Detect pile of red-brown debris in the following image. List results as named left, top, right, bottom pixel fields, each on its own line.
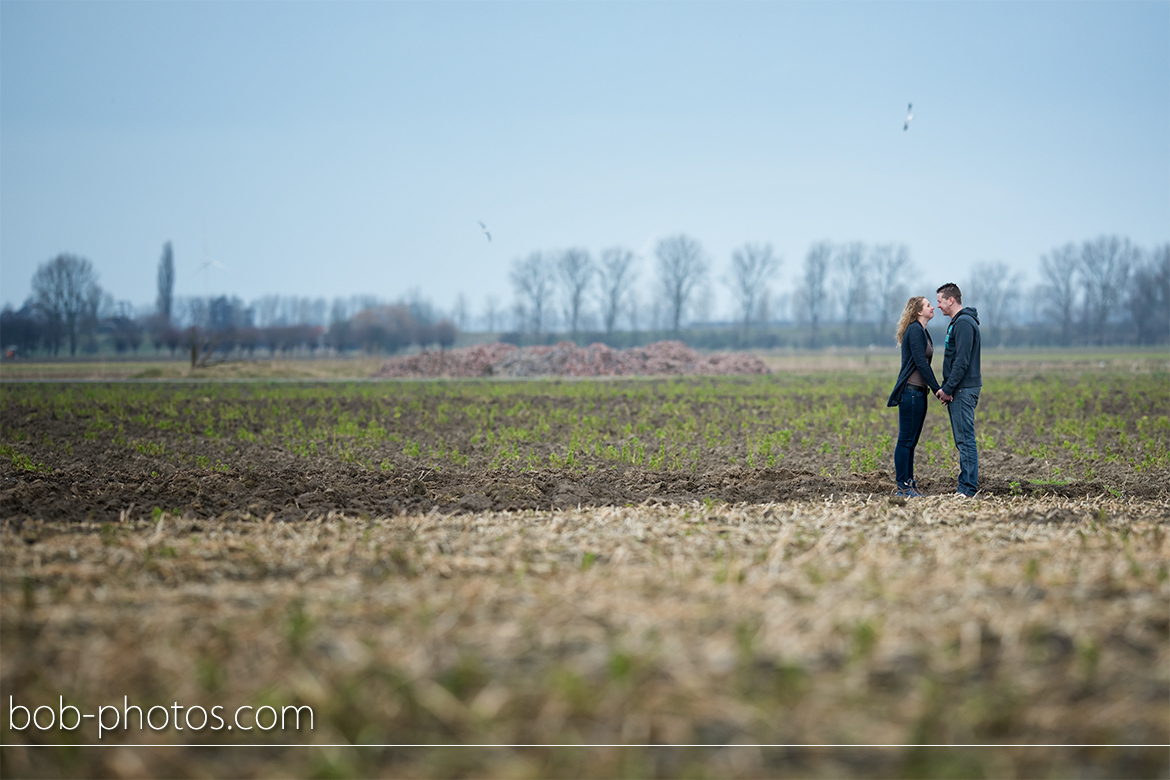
left=374, top=341, right=771, bottom=378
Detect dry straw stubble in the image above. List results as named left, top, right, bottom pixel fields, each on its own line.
left=2, top=496, right=1168, bottom=778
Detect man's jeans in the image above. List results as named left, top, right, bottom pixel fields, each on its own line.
left=894, top=385, right=928, bottom=488
left=947, top=387, right=980, bottom=496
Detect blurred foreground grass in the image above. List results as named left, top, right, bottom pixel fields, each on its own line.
left=2, top=497, right=1167, bottom=778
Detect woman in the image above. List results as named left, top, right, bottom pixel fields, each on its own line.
left=886, top=296, right=941, bottom=497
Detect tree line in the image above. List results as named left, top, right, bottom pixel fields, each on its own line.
left=2, top=233, right=1166, bottom=359
left=0, top=243, right=458, bottom=362
left=503, top=233, right=1167, bottom=348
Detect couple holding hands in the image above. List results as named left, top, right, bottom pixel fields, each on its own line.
left=887, top=282, right=982, bottom=498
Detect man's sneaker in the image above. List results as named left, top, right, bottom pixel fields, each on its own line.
left=953, top=492, right=973, bottom=499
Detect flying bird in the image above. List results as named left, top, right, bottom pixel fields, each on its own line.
left=477, top=220, right=492, bottom=242
left=903, top=103, right=913, bottom=131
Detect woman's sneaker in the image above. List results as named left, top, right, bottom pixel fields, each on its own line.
left=896, top=483, right=924, bottom=498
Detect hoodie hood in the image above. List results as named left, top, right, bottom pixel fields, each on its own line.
left=956, top=306, right=979, bottom=324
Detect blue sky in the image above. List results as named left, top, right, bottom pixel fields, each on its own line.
left=2, top=1, right=1167, bottom=322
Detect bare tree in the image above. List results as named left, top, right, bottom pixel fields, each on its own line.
left=104, top=297, right=139, bottom=354
left=483, top=295, right=500, bottom=332
left=655, top=234, right=709, bottom=333
left=869, top=243, right=914, bottom=340
left=596, top=247, right=638, bottom=335
left=350, top=303, right=413, bottom=353
left=649, top=297, right=663, bottom=332
left=180, top=297, right=207, bottom=329
left=180, top=296, right=224, bottom=367
left=1, top=302, right=44, bottom=356
left=328, top=297, right=351, bottom=351
left=1129, top=244, right=1170, bottom=345
left=329, top=298, right=350, bottom=325
left=1037, top=242, right=1080, bottom=345
left=965, top=261, right=1022, bottom=346
left=186, top=326, right=224, bottom=368
left=769, top=290, right=791, bottom=324
left=156, top=241, right=175, bottom=325
left=692, top=290, right=712, bottom=325
left=452, top=292, right=469, bottom=331
left=300, top=298, right=327, bottom=326
left=1079, top=235, right=1137, bottom=345
left=434, top=319, right=458, bottom=350
left=724, top=242, right=780, bottom=339
left=756, top=289, right=772, bottom=326
left=796, top=241, right=832, bottom=347
left=834, top=241, right=869, bottom=344
left=404, top=288, right=436, bottom=328
left=626, top=289, right=641, bottom=333
left=510, top=301, right=527, bottom=333
left=31, top=253, right=102, bottom=356
left=510, top=252, right=555, bottom=336
left=81, top=285, right=106, bottom=353
left=254, top=295, right=281, bottom=328
left=556, top=247, right=594, bottom=339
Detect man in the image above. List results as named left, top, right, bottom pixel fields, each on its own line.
left=935, top=282, right=982, bottom=497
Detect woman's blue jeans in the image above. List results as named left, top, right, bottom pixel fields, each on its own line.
left=894, top=385, right=928, bottom=487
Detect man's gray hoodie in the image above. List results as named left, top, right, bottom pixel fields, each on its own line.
left=941, top=306, right=981, bottom=396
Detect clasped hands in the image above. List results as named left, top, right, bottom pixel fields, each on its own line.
left=935, top=389, right=954, bottom=404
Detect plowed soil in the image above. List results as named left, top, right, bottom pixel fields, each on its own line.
left=2, top=378, right=1166, bottom=527
left=5, top=460, right=1150, bottom=529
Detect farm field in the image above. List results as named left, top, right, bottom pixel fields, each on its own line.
left=0, top=345, right=1166, bottom=381
left=1, top=369, right=1168, bottom=777
left=1, top=374, right=1167, bottom=519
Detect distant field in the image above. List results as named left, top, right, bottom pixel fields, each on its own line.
left=0, top=345, right=1166, bottom=380
left=1, top=365, right=1167, bottom=778
left=762, top=347, right=1170, bottom=377
left=0, top=355, right=390, bottom=381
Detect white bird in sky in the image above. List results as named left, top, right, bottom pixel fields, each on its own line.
left=477, top=220, right=492, bottom=242
left=903, top=103, right=913, bottom=131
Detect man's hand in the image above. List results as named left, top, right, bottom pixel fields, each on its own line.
left=936, top=389, right=953, bottom=403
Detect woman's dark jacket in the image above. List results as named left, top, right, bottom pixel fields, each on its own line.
left=887, top=321, right=940, bottom=407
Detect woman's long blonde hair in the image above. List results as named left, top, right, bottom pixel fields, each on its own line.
left=895, top=296, right=927, bottom=346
